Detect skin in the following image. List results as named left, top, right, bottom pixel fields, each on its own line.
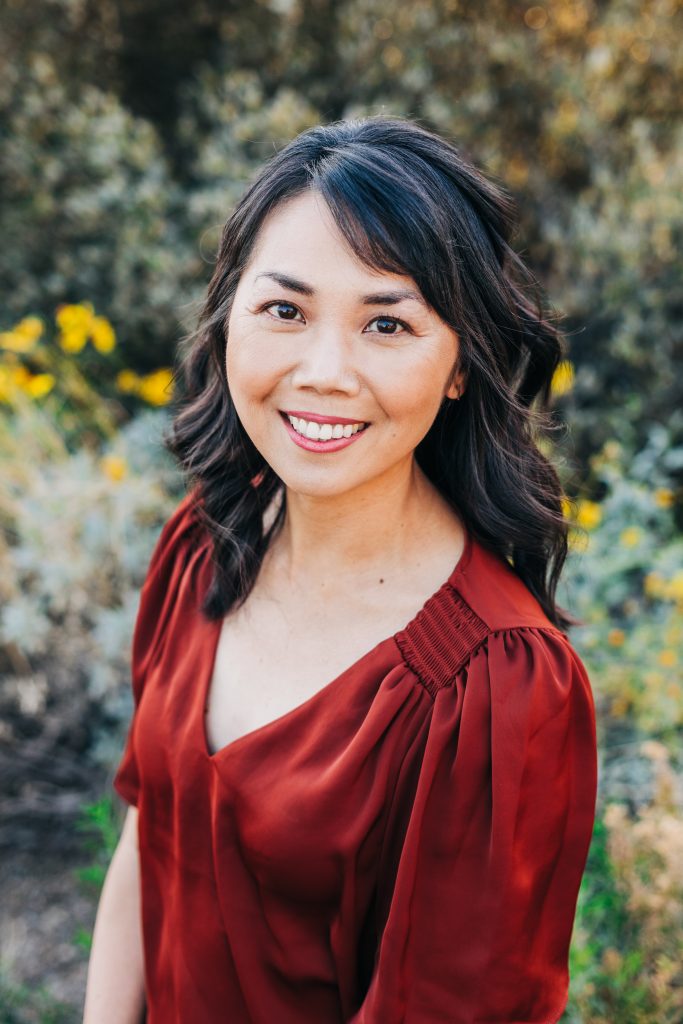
left=225, top=188, right=467, bottom=592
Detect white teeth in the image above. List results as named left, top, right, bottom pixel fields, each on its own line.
left=286, top=414, right=367, bottom=441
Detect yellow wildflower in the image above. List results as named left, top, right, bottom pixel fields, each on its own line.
left=0, top=364, right=32, bottom=401
left=137, top=368, right=174, bottom=406
left=550, top=359, right=574, bottom=397
left=657, top=649, right=678, bottom=668
left=56, top=302, right=94, bottom=332
left=561, top=495, right=573, bottom=519
left=607, top=628, right=625, bottom=647
left=90, top=315, right=116, bottom=354
left=654, top=488, right=674, bottom=508
left=620, top=526, right=642, bottom=548
left=575, top=499, right=602, bottom=530
left=101, top=454, right=128, bottom=482
left=115, top=369, right=141, bottom=393
left=59, top=326, right=90, bottom=353
left=24, top=373, right=55, bottom=399
left=665, top=571, right=683, bottom=602
left=0, top=316, right=44, bottom=353
left=644, top=571, right=666, bottom=599
left=0, top=331, right=33, bottom=353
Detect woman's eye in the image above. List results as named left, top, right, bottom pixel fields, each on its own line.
left=365, top=316, right=411, bottom=336
left=263, top=301, right=303, bottom=322
left=260, top=302, right=411, bottom=335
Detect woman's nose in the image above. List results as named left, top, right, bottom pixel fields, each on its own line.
left=290, top=327, right=361, bottom=395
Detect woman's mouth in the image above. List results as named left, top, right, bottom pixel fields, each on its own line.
left=279, top=411, right=370, bottom=453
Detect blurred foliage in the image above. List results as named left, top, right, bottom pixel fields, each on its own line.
left=559, top=429, right=683, bottom=738
left=71, top=795, right=123, bottom=957
left=0, top=971, right=74, bottom=1024
left=566, top=744, right=683, bottom=1023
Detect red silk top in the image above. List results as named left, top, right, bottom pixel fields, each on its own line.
left=113, top=490, right=598, bottom=1023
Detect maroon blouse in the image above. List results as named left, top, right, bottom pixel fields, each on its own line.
left=113, top=489, right=598, bottom=1023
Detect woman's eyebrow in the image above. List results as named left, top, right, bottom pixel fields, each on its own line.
left=253, top=271, right=428, bottom=309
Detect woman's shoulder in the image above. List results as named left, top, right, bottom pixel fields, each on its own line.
left=453, top=531, right=566, bottom=636
left=395, top=529, right=586, bottom=698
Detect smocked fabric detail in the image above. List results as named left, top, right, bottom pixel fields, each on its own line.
left=395, top=583, right=490, bottom=698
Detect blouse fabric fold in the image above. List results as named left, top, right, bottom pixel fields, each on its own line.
left=113, top=490, right=598, bottom=1023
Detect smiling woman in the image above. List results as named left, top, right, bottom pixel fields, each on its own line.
left=84, top=115, right=598, bottom=1024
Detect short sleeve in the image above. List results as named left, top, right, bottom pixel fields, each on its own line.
left=112, top=489, right=203, bottom=807
left=350, top=626, right=598, bottom=1024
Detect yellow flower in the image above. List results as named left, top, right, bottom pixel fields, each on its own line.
left=644, top=571, right=666, bottom=598
left=654, top=488, right=674, bottom=508
left=59, top=326, right=90, bottom=353
left=100, top=454, right=128, bottom=482
left=90, top=315, right=116, bottom=354
left=137, top=368, right=174, bottom=406
left=115, top=369, right=141, bottom=393
left=665, top=571, right=683, bottom=602
left=550, top=359, right=574, bottom=397
left=575, top=499, right=602, bottom=530
left=56, top=302, right=94, bottom=332
left=56, top=302, right=115, bottom=355
left=620, top=526, right=642, bottom=548
left=0, top=316, right=44, bottom=353
left=24, top=373, right=55, bottom=398
left=607, top=628, right=625, bottom=647
left=18, top=316, right=44, bottom=340
left=0, top=364, right=32, bottom=401
left=0, top=331, right=34, bottom=353
left=657, top=649, right=678, bottom=668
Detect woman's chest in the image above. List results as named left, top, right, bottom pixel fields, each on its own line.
left=134, top=606, right=427, bottom=902
left=203, top=586, right=420, bottom=758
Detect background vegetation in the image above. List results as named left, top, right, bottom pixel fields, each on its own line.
left=0, top=0, right=681, bottom=1020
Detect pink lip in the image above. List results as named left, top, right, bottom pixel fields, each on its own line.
left=282, top=409, right=368, bottom=426
left=280, top=412, right=369, bottom=453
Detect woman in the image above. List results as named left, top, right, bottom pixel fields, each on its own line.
left=84, top=115, right=598, bottom=1024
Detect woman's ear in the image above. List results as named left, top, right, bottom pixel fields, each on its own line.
left=445, top=369, right=466, bottom=401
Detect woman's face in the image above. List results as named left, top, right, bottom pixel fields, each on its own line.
left=225, top=189, right=463, bottom=499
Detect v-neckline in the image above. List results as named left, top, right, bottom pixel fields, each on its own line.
left=199, top=525, right=475, bottom=763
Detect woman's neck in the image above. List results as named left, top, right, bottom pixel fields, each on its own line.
left=268, top=457, right=461, bottom=589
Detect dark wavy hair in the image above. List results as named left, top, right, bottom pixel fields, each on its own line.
left=164, top=114, right=581, bottom=632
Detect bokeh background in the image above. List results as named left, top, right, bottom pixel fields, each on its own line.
left=1, top=1, right=682, bottom=1020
